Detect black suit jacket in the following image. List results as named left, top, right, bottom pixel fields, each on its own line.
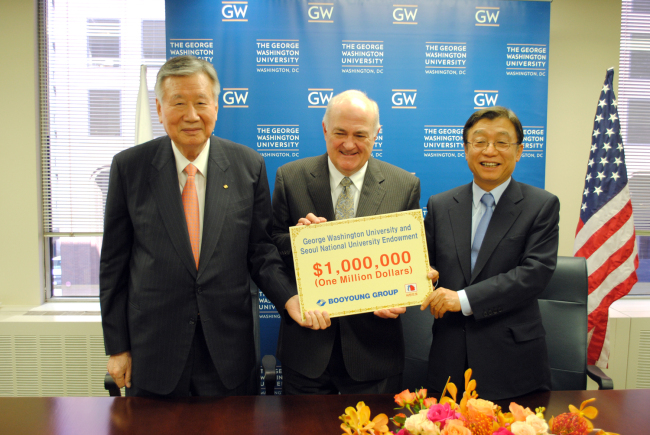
left=99, top=136, right=295, bottom=394
left=272, top=154, right=420, bottom=381
left=424, top=179, right=558, bottom=400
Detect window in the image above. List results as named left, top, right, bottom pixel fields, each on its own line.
left=40, top=0, right=165, bottom=297
left=87, top=18, right=121, bottom=67
left=620, top=0, right=650, bottom=294
left=142, top=20, right=166, bottom=59
left=89, top=90, right=122, bottom=136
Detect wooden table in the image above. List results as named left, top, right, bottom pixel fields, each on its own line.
left=1, top=389, right=648, bottom=434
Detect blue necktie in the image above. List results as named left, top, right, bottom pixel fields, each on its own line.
left=471, top=193, right=495, bottom=272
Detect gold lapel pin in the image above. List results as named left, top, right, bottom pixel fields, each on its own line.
left=224, top=185, right=228, bottom=189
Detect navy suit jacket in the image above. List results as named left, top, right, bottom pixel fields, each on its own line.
left=424, top=179, right=558, bottom=400
left=100, top=135, right=295, bottom=394
left=272, top=154, right=420, bottom=381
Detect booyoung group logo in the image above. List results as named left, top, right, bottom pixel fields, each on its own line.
left=308, top=2, right=334, bottom=23
left=393, top=4, right=418, bottom=24
left=392, top=89, right=417, bottom=109
left=222, top=1, right=248, bottom=22
left=222, top=88, right=249, bottom=108
left=475, top=6, right=499, bottom=26
left=474, top=90, right=498, bottom=109
left=317, top=299, right=326, bottom=307
left=308, top=88, right=333, bottom=108
left=405, top=283, right=418, bottom=296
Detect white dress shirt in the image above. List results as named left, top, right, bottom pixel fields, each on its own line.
left=458, top=177, right=512, bottom=316
left=327, top=157, right=369, bottom=218
left=171, top=140, right=210, bottom=253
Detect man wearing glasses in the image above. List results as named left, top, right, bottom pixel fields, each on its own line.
left=421, top=106, right=559, bottom=400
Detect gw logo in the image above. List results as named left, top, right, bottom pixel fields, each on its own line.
left=474, top=90, right=498, bottom=109
left=308, top=2, right=334, bottom=23
left=222, top=1, right=248, bottom=22
left=308, top=88, right=333, bottom=108
left=222, top=88, right=249, bottom=108
left=393, top=5, right=418, bottom=24
left=475, top=7, right=499, bottom=26
left=392, top=89, right=417, bottom=109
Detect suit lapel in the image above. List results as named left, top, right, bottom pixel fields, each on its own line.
left=198, top=136, right=230, bottom=278
left=356, top=158, right=386, bottom=218
left=470, top=180, right=523, bottom=283
left=449, top=183, right=473, bottom=285
left=307, top=154, right=335, bottom=221
left=148, top=137, right=197, bottom=277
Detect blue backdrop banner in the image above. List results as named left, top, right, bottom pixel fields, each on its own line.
left=164, top=0, right=551, bottom=393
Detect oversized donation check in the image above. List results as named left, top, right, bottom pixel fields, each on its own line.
left=290, top=210, right=433, bottom=319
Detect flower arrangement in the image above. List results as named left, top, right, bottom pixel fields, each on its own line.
left=339, top=369, right=618, bottom=435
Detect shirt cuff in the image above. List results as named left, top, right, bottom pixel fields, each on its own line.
left=458, top=290, right=473, bottom=316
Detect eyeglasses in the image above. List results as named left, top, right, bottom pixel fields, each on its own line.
left=467, top=140, right=519, bottom=152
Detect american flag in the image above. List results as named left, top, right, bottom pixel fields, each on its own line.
left=574, top=68, right=638, bottom=368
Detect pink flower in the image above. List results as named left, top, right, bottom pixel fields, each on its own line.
left=395, top=429, right=411, bottom=435
left=492, top=428, right=515, bottom=435
left=426, top=403, right=460, bottom=429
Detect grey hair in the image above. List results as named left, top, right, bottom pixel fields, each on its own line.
left=154, top=55, right=221, bottom=101
left=323, top=90, right=380, bottom=133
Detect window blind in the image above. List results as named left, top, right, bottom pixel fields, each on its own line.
left=620, top=0, right=650, bottom=233
left=40, top=0, right=165, bottom=236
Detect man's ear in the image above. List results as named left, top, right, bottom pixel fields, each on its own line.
left=156, top=99, right=163, bottom=123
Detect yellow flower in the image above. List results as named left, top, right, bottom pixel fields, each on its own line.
left=340, top=401, right=389, bottom=435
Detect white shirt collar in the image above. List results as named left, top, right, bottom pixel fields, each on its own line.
left=171, top=140, right=210, bottom=177
left=327, top=157, right=369, bottom=192
left=472, top=177, right=511, bottom=208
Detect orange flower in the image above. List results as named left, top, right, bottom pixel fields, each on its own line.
left=416, top=389, right=428, bottom=400
left=568, top=398, right=598, bottom=432
left=459, top=369, right=478, bottom=415
left=440, top=419, right=471, bottom=435
left=509, top=403, right=534, bottom=422
left=393, top=413, right=407, bottom=428
left=467, top=398, right=497, bottom=419
left=395, top=390, right=418, bottom=407
left=423, top=397, right=438, bottom=408
left=466, top=399, right=498, bottom=435
left=548, top=398, right=599, bottom=435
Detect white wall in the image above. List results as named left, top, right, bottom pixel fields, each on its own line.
left=0, top=0, right=43, bottom=306
left=0, top=0, right=622, bottom=306
left=547, top=0, right=621, bottom=256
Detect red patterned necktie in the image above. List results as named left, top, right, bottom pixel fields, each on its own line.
left=182, top=163, right=200, bottom=269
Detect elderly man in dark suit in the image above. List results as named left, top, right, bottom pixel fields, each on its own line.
left=100, top=56, right=329, bottom=397
left=271, top=90, right=427, bottom=394
left=421, top=106, right=559, bottom=400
